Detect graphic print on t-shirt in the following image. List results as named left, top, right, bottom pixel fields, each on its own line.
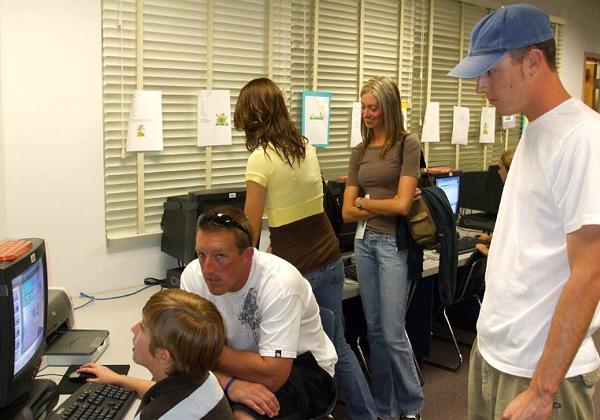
left=238, top=288, right=260, bottom=344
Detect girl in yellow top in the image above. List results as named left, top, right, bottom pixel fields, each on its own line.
left=234, top=78, right=376, bottom=419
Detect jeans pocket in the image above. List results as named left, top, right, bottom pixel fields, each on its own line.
left=382, top=234, right=397, bottom=248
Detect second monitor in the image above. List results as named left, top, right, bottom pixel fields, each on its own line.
left=433, top=171, right=462, bottom=219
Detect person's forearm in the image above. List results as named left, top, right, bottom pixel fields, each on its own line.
left=529, top=273, right=600, bottom=397
left=359, top=196, right=413, bottom=216
left=216, top=346, right=291, bottom=392
left=113, top=375, right=155, bottom=398
left=342, top=205, right=374, bottom=223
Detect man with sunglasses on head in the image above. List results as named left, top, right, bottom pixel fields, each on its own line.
left=180, top=206, right=337, bottom=420
left=449, top=4, right=600, bottom=420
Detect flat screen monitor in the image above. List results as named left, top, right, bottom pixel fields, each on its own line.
left=459, top=170, right=487, bottom=212
left=433, top=172, right=462, bottom=218
left=0, top=239, right=47, bottom=409
left=161, top=188, right=246, bottom=264
left=483, top=165, right=504, bottom=215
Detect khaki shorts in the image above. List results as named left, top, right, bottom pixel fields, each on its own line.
left=468, top=340, right=600, bottom=420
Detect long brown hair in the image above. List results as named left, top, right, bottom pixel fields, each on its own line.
left=234, top=78, right=306, bottom=166
left=359, top=76, right=408, bottom=159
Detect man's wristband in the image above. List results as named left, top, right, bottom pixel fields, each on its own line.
left=224, top=377, right=237, bottom=396
left=356, top=197, right=363, bottom=209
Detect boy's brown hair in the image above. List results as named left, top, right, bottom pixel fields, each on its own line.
left=142, top=289, right=226, bottom=381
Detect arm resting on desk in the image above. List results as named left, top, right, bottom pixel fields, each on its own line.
left=213, top=370, right=280, bottom=417
left=79, top=363, right=154, bottom=398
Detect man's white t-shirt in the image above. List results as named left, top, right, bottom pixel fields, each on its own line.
left=478, top=98, right=600, bottom=378
left=180, top=249, right=337, bottom=377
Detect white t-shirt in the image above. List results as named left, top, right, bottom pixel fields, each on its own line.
left=180, top=249, right=337, bottom=377
left=478, top=98, right=600, bottom=378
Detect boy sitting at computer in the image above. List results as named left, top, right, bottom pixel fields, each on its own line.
left=77, top=289, right=233, bottom=419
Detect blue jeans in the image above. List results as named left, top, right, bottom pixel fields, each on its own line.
left=354, top=231, right=423, bottom=418
left=305, top=258, right=377, bottom=420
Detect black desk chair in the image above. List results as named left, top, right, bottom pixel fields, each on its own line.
left=310, top=306, right=338, bottom=420
left=425, top=251, right=486, bottom=371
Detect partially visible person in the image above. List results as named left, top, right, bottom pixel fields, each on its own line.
left=449, top=4, right=600, bottom=419
left=342, top=76, right=423, bottom=420
left=181, top=206, right=338, bottom=419
left=234, top=77, right=376, bottom=419
left=475, top=148, right=514, bottom=256
left=497, top=148, right=514, bottom=183
left=79, top=289, right=233, bottom=420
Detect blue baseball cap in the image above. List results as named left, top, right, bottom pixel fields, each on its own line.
left=448, top=4, right=554, bottom=78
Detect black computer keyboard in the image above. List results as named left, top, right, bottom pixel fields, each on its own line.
left=48, top=382, right=136, bottom=420
left=457, top=236, right=482, bottom=254
left=344, top=263, right=358, bottom=281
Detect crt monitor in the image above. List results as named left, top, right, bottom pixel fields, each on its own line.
left=0, top=238, right=47, bottom=409
left=161, top=188, right=246, bottom=264
left=433, top=172, right=462, bottom=218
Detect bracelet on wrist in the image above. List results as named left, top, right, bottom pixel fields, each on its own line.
left=356, top=197, right=363, bottom=209
left=224, top=377, right=237, bottom=396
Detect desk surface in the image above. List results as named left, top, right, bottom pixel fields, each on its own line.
left=42, top=246, right=473, bottom=417
left=342, top=249, right=471, bottom=300
left=42, top=286, right=158, bottom=418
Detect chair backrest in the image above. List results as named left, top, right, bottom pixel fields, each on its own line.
left=455, top=251, right=487, bottom=304
left=319, top=306, right=336, bottom=341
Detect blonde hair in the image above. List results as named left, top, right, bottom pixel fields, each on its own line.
left=500, top=149, right=515, bottom=172
left=234, top=77, right=306, bottom=166
left=359, top=76, right=407, bottom=158
left=143, top=289, right=225, bottom=382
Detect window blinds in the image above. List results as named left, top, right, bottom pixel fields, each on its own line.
left=102, top=0, right=563, bottom=240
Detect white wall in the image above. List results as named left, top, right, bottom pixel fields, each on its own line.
left=0, top=0, right=599, bottom=297
left=0, top=0, right=171, bottom=296
left=0, top=15, right=5, bottom=238
left=507, top=0, right=600, bottom=98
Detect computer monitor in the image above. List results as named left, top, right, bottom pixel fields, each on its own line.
left=0, top=239, right=47, bottom=409
left=483, top=164, right=504, bottom=215
left=433, top=172, right=462, bottom=219
left=161, top=188, right=247, bottom=264
left=459, top=170, right=487, bottom=212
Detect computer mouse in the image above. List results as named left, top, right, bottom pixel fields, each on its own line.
left=67, top=370, right=96, bottom=383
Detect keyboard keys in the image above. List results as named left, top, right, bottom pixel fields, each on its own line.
left=48, top=382, right=135, bottom=420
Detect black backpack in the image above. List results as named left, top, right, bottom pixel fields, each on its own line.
left=322, top=177, right=343, bottom=235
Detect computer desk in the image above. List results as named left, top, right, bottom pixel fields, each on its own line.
left=40, top=286, right=157, bottom=419
left=342, top=249, right=472, bottom=300
left=342, top=248, right=475, bottom=359
left=40, top=247, right=473, bottom=418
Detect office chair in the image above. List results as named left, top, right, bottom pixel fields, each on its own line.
left=310, top=306, right=338, bottom=420
left=425, top=251, right=486, bottom=371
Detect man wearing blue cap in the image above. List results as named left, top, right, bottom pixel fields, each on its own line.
left=449, top=4, right=600, bottom=420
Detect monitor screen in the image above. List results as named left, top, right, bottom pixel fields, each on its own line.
left=0, top=238, right=48, bottom=409
left=12, top=256, right=45, bottom=375
left=434, top=173, right=461, bottom=217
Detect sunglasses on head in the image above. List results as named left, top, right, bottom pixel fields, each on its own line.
left=197, top=212, right=252, bottom=245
